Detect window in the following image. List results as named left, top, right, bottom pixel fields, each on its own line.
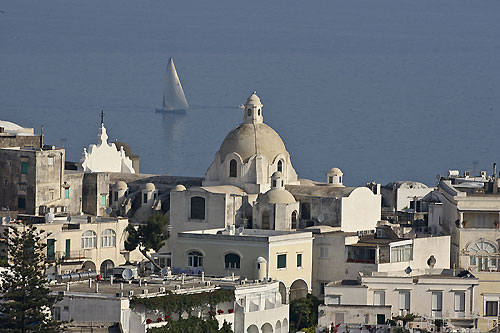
left=224, top=253, right=240, bottom=269
left=48, top=156, right=54, bottom=165
left=81, top=230, right=97, bottom=249
left=277, top=160, right=283, bottom=172
left=229, top=159, right=237, bottom=178
left=297, top=253, right=302, bottom=268
left=53, top=307, right=61, bottom=321
left=469, top=241, right=497, bottom=271
left=190, top=196, right=205, bottom=219
left=364, top=314, right=370, bottom=324
left=391, top=244, right=413, bottom=262
left=143, top=193, right=148, bottom=204
left=100, top=195, right=106, bottom=207
left=272, top=179, right=277, bottom=187
left=330, top=295, right=341, bottom=305
left=64, top=188, right=69, bottom=199
left=18, top=197, right=26, bottom=209
left=291, top=211, right=297, bottom=229
left=21, top=161, right=28, bottom=174
left=187, top=251, right=203, bottom=268
left=374, top=291, right=385, bottom=306
left=262, top=211, right=270, bottom=229
left=377, top=314, right=386, bottom=325
left=329, top=176, right=333, bottom=184
left=320, top=247, right=329, bottom=258
left=301, top=203, right=311, bottom=220
left=432, top=292, right=443, bottom=317
left=114, top=191, right=118, bottom=202
left=455, top=292, right=465, bottom=313
left=101, top=229, right=116, bottom=247
left=399, top=291, right=410, bottom=315
left=486, top=301, right=498, bottom=317
left=277, top=254, right=286, bottom=269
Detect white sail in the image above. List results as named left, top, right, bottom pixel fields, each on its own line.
left=161, top=57, right=189, bottom=111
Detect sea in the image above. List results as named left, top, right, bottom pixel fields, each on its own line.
left=1, top=0, right=499, bottom=187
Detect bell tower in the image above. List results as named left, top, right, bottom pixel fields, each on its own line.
left=243, top=92, right=263, bottom=124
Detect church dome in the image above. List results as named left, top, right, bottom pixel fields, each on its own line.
left=219, top=123, right=287, bottom=163
left=329, top=167, right=343, bottom=175
left=173, top=184, right=186, bottom=191
left=258, top=188, right=296, bottom=204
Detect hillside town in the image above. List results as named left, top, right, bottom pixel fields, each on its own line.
left=1, top=92, right=500, bottom=332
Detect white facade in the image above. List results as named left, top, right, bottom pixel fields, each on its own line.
left=80, top=123, right=135, bottom=173
left=324, top=270, right=479, bottom=329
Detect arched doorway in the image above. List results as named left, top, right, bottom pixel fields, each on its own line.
left=100, top=259, right=115, bottom=278
left=261, top=323, right=273, bottom=333
left=290, top=279, right=308, bottom=301
left=81, top=261, right=96, bottom=272
left=247, top=324, right=259, bottom=333
left=282, top=319, right=288, bottom=333
left=275, top=320, right=281, bottom=333
left=279, top=281, right=287, bottom=304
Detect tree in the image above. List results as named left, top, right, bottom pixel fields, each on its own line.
left=125, top=213, right=168, bottom=270
left=289, top=294, right=322, bottom=332
left=0, top=223, right=61, bottom=332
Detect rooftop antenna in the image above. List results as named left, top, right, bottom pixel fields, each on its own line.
left=40, top=125, right=44, bottom=148
left=472, top=161, right=478, bottom=175
left=100, top=110, right=104, bottom=125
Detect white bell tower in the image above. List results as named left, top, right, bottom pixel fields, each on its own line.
left=243, top=92, right=263, bottom=124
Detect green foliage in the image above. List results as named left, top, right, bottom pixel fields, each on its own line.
left=130, top=289, right=235, bottom=315
left=147, top=317, right=233, bottom=333
left=434, top=319, right=443, bottom=332
left=289, top=294, right=322, bottom=332
left=393, top=313, right=416, bottom=327
left=0, top=223, right=61, bottom=332
left=125, top=214, right=169, bottom=269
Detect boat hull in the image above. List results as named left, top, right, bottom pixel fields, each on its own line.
left=155, top=107, right=187, bottom=114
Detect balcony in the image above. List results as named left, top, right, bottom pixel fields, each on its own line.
left=55, top=250, right=92, bottom=262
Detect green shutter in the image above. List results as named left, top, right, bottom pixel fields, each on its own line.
left=277, top=254, right=287, bottom=269
left=64, top=188, right=69, bottom=199
left=47, top=239, right=55, bottom=261
left=101, top=195, right=106, bottom=206
left=297, top=253, right=302, bottom=267
left=21, top=161, right=28, bottom=174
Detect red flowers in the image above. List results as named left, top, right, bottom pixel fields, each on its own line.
left=165, top=315, right=171, bottom=320
left=217, top=309, right=224, bottom=314
left=228, top=309, right=234, bottom=313
left=146, top=319, right=153, bottom=324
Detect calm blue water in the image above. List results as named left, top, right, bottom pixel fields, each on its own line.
left=1, top=0, right=499, bottom=186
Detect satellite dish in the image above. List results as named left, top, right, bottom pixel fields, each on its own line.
left=317, top=214, right=325, bottom=223
left=405, top=266, right=412, bottom=275
left=160, top=267, right=168, bottom=277
left=66, top=216, right=72, bottom=223
left=45, top=213, right=55, bottom=223
left=5, top=216, right=11, bottom=224
left=105, top=207, right=112, bottom=215
left=122, top=268, right=134, bottom=280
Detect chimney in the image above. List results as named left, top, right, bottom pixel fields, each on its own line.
left=494, top=163, right=498, bottom=194
left=40, top=125, right=44, bottom=148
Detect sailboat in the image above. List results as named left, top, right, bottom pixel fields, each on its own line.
left=155, top=57, right=189, bottom=113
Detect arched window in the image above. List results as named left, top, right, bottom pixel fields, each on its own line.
left=262, top=211, right=270, bottom=230
left=188, top=251, right=203, bottom=267
left=81, top=230, right=97, bottom=249
left=225, top=253, right=240, bottom=269
left=190, top=196, right=205, bottom=219
left=277, top=160, right=283, bottom=172
left=291, top=211, right=298, bottom=229
left=469, top=241, right=497, bottom=271
left=301, top=203, right=311, bottom=220
left=101, top=229, right=116, bottom=248
left=229, top=159, right=237, bottom=178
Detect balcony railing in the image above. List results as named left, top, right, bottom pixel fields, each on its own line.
left=55, top=250, right=92, bottom=261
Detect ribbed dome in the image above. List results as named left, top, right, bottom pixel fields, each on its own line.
left=329, top=167, right=343, bottom=175
left=173, top=184, right=186, bottom=191
left=258, top=188, right=296, bottom=204
left=218, top=123, right=287, bottom=163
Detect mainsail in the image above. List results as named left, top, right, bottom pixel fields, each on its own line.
left=161, top=57, right=189, bottom=111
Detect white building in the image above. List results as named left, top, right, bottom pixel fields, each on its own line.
left=320, top=269, right=479, bottom=331
left=80, top=122, right=135, bottom=173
